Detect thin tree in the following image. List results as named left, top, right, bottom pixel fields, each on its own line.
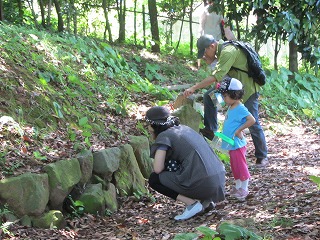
left=47, top=0, right=52, bottom=29
left=38, top=0, right=46, bottom=28
left=26, top=0, right=39, bottom=27
left=117, top=0, right=126, bottom=42
left=53, top=0, right=64, bottom=32
left=0, top=0, right=3, bottom=21
left=148, top=0, right=160, bottom=53
left=102, top=0, right=112, bottom=42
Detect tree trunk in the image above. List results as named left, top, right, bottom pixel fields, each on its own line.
left=26, top=0, right=38, bottom=27
left=102, top=0, right=112, bottom=42
left=189, top=0, right=194, bottom=56
left=274, top=33, right=281, bottom=70
left=0, top=0, right=4, bottom=21
left=67, top=0, right=77, bottom=35
left=289, top=40, right=298, bottom=73
left=134, top=0, right=137, bottom=45
left=117, top=0, right=126, bottom=43
left=175, top=4, right=186, bottom=51
left=142, top=5, right=146, bottom=48
left=47, top=0, right=52, bottom=29
left=17, top=0, right=24, bottom=23
left=53, top=0, right=64, bottom=32
left=148, top=0, right=160, bottom=53
left=38, top=0, right=46, bottom=28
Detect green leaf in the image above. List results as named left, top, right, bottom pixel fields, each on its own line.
left=33, top=151, right=47, bottom=160
left=196, top=226, right=219, bottom=236
left=53, top=102, right=64, bottom=118
left=79, top=117, right=88, bottom=127
left=310, top=175, right=320, bottom=189
left=302, top=109, right=314, bottom=118
left=219, top=223, right=262, bottom=240
left=173, top=233, right=198, bottom=240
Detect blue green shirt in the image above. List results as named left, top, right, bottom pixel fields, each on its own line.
left=222, top=104, right=252, bottom=150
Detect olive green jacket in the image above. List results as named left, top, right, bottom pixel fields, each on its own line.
left=212, top=40, right=261, bottom=102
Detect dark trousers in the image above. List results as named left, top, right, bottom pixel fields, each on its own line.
left=148, top=172, right=179, bottom=200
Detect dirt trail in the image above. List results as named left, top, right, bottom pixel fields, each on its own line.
left=5, top=123, right=320, bottom=240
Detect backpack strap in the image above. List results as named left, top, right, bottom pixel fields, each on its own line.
left=222, top=41, right=249, bottom=74
left=230, top=66, right=249, bottom=74
left=222, top=41, right=258, bottom=92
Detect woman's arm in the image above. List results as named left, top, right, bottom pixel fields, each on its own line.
left=153, top=149, right=167, bottom=174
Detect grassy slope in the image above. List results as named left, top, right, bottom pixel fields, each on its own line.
left=0, top=23, right=206, bottom=175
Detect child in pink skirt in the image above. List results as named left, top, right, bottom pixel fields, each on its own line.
left=217, top=77, right=256, bottom=201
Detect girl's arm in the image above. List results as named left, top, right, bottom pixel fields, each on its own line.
left=235, top=115, right=256, bottom=139
left=153, top=149, right=166, bottom=174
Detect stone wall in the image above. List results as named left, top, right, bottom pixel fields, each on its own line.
left=0, top=135, right=153, bottom=229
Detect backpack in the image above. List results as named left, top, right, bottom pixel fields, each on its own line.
left=223, top=41, right=266, bottom=86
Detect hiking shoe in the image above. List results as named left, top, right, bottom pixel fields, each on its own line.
left=199, top=128, right=214, bottom=140
left=201, top=200, right=216, bottom=213
left=174, top=201, right=203, bottom=221
left=233, top=188, right=249, bottom=201
left=255, top=158, right=269, bottom=168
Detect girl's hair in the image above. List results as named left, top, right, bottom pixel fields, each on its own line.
left=150, top=117, right=180, bottom=137
left=225, top=89, right=244, bottom=100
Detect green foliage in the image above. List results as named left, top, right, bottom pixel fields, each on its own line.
left=136, top=121, right=149, bottom=136
left=174, top=226, right=219, bottom=240
left=1, top=161, right=23, bottom=176
left=0, top=23, right=180, bottom=153
left=145, top=63, right=166, bottom=82
left=33, top=151, right=47, bottom=161
left=310, top=175, right=320, bottom=189
left=66, top=195, right=85, bottom=218
left=53, top=102, right=64, bottom=119
left=78, top=117, right=92, bottom=147
left=214, top=150, right=230, bottom=164
left=219, top=222, right=262, bottom=240
left=0, top=205, right=14, bottom=237
left=174, top=224, right=261, bottom=240
left=260, top=68, right=320, bottom=122
left=196, top=226, right=220, bottom=240
left=173, top=232, right=198, bottom=240
left=251, top=0, right=320, bottom=71
left=270, top=217, right=293, bottom=228
left=0, top=151, right=7, bottom=166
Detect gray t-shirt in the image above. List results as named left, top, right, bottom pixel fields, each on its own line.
left=150, top=125, right=225, bottom=202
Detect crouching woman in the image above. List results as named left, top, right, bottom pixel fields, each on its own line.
left=146, top=106, right=226, bottom=221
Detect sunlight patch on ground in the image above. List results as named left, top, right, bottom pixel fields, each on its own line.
left=303, top=166, right=320, bottom=176
left=266, top=122, right=304, bottom=135
left=128, top=104, right=150, bottom=120
left=140, top=49, right=161, bottom=62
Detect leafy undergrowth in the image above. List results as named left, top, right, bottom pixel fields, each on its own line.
left=0, top=23, right=203, bottom=180
left=2, top=122, right=320, bottom=239
left=1, top=23, right=320, bottom=239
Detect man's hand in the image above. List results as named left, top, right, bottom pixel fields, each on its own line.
left=183, top=87, right=195, bottom=97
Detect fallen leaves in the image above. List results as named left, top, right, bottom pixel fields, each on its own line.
left=1, top=113, right=320, bottom=239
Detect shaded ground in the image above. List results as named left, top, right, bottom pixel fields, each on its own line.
left=3, top=121, right=320, bottom=240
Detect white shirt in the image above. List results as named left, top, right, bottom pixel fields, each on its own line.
left=199, top=5, right=224, bottom=40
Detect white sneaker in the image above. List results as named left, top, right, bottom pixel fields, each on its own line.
left=174, top=201, right=203, bottom=221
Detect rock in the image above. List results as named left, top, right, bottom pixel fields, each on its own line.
left=32, top=210, right=66, bottom=229
left=128, top=135, right=153, bottom=178
left=0, top=173, right=49, bottom=217
left=44, top=159, right=82, bottom=210
left=78, top=183, right=105, bottom=214
left=113, top=144, right=147, bottom=197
